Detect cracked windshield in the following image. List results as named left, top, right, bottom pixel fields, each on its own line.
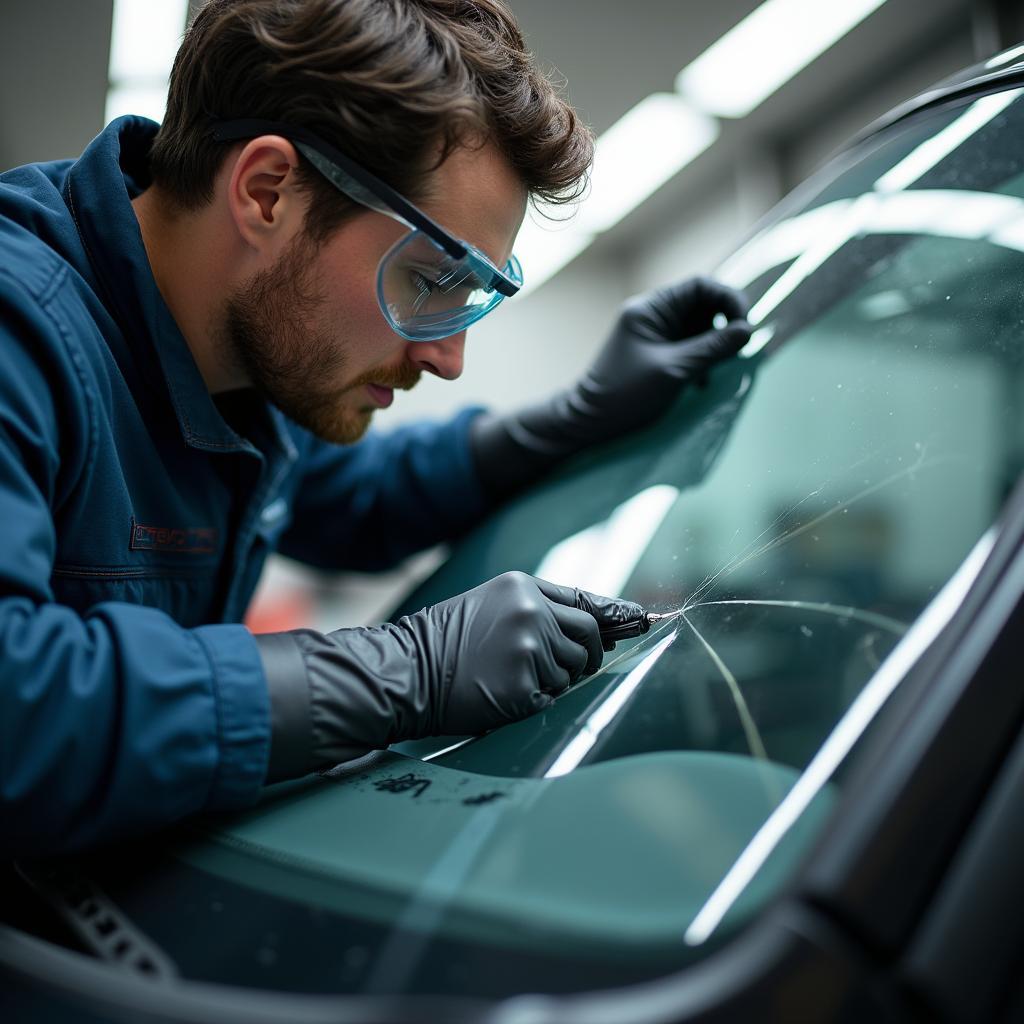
left=136, top=88, right=1024, bottom=1000
left=408, top=88, right=1024, bottom=785
left=393, top=86, right=1024, bottom=921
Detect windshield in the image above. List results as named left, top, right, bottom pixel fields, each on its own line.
left=83, top=86, right=1024, bottom=999
left=402, top=87, right=1024, bottom=780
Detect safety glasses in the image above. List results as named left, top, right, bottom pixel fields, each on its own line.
left=211, top=119, right=523, bottom=342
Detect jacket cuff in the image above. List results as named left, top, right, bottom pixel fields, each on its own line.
left=192, top=624, right=273, bottom=809
left=253, top=632, right=313, bottom=783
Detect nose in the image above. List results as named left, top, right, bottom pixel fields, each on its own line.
left=406, top=331, right=466, bottom=380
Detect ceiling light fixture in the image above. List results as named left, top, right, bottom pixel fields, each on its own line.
left=105, top=0, right=189, bottom=124
left=519, top=94, right=718, bottom=295
left=676, top=0, right=889, bottom=119
left=578, top=93, right=720, bottom=234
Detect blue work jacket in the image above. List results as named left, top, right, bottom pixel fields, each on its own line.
left=0, top=117, right=487, bottom=855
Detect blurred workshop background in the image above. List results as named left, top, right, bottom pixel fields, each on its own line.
left=2, top=0, right=1020, bottom=631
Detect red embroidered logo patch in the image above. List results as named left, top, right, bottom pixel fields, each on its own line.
left=129, top=520, right=217, bottom=554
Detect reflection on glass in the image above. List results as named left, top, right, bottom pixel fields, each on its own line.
left=534, top=484, right=680, bottom=594
left=545, top=631, right=678, bottom=777
left=875, top=89, right=1023, bottom=191
left=683, top=526, right=996, bottom=946
left=412, top=87, right=1024, bottom=961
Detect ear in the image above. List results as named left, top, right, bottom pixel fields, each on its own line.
left=226, top=135, right=307, bottom=253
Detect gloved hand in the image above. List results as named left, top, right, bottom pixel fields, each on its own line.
left=471, top=276, right=750, bottom=501
left=256, top=572, right=645, bottom=780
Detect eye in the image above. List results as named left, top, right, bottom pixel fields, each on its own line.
left=411, top=269, right=437, bottom=292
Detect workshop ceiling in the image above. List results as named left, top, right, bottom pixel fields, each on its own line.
left=510, top=0, right=975, bottom=139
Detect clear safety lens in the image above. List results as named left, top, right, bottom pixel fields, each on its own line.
left=377, top=230, right=522, bottom=341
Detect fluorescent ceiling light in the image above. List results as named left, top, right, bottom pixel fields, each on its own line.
left=106, top=0, right=188, bottom=125
left=522, top=0, right=891, bottom=292
left=109, top=0, right=188, bottom=81
left=516, top=95, right=718, bottom=293
left=577, top=94, right=719, bottom=234
left=676, top=0, right=888, bottom=119
left=874, top=89, right=1023, bottom=192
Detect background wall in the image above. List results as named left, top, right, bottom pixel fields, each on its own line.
left=0, top=0, right=113, bottom=170
left=1, top=0, right=1019, bottom=627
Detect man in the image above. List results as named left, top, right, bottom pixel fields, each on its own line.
left=0, top=0, right=749, bottom=856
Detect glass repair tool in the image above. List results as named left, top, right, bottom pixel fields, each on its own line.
left=599, top=610, right=677, bottom=645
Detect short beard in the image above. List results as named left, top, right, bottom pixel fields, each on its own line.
left=219, top=232, right=381, bottom=444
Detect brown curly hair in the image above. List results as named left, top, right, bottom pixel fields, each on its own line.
left=149, top=0, right=593, bottom=240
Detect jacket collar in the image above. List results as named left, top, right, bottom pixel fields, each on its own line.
left=66, top=116, right=294, bottom=462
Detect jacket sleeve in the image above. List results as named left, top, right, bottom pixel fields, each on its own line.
left=0, top=274, right=270, bottom=857
left=277, top=407, right=491, bottom=573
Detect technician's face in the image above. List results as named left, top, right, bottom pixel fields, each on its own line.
left=224, top=142, right=526, bottom=444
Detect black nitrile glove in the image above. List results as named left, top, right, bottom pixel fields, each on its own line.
left=256, top=572, right=645, bottom=782
left=471, top=276, right=751, bottom=501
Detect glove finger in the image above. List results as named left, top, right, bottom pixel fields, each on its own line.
left=548, top=602, right=604, bottom=678
left=530, top=691, right=555, bottom=713
left=572, top=589, right=645, bottom=632
left=672, top=321, right=751, bottom=366
left=491, top=574, right=595, bottom=687
left=536, top=578, right=645, bottom=671
left=638, top=283, right=749, bottom=346
left=532, top=575, right=579, bottom=608
left=690, top=277, right=750, bottom=322
left=534, top=576, right=644, bottom=625
left=534, top=649, right=575, bottom=695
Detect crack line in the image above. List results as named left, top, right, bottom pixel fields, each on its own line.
left=680, top=613, right=769, bottom=762
left=684, top=599, right=907, bottom=635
